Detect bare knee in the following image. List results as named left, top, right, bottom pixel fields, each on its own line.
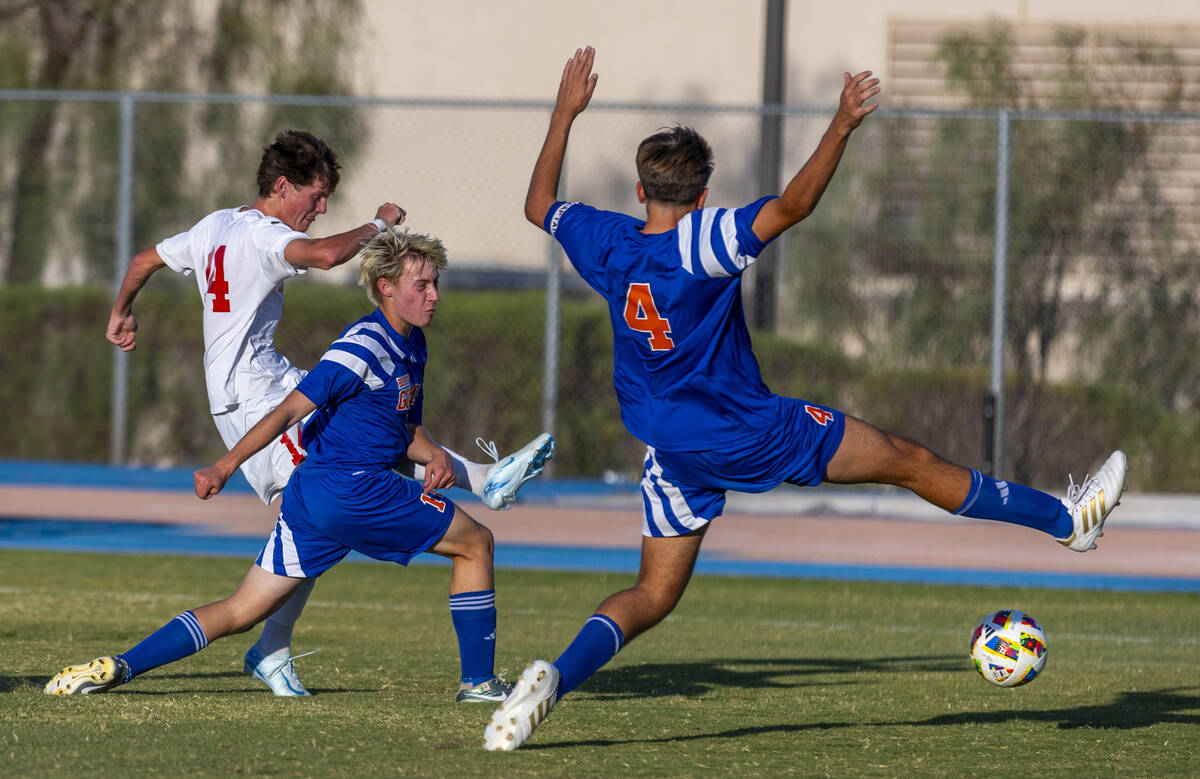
left=461, top=520, right=494, bottom=561
left=886, top=432, right=941, bottom=472
left=634, top=582, right=683, bottom=623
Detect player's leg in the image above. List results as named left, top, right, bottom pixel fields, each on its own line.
left=484, top=529, right=706, bottom=751
left=823, top=416, right=975, bottom=510
left=425, top=504, right=509, bottom=701
left=249, top=441, right=313, bottom=664
left=485, top=447, right=717, bottom=751
left=223, top=399, right=318, bottom=694
left=824, top=415, right=1126, bottom=550
left=45, top=566, right=301, bottom=695
left=554, top=445, right=719, bottom=697
left=566, top=526, right=707, bottom=690
left=191, top=565, right=305, bottom=639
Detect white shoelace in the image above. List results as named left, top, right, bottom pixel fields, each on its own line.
left=266, top=648, right=321, bottom=681
left=1065, top=472, right=1090, bottom=504
left=476, top=437, right=500, bottom=464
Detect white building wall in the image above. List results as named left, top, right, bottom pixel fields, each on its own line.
left=309, top=0, right=1200, bottom=278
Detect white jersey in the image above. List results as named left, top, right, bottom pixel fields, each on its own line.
left=157, top=207, right=308, bottom=414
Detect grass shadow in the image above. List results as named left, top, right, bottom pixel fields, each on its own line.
left=534, top=686, right=1200, bottom=750
left=887, top=687, right=1200, bottom=730
left=582, top=654, right=963, bottom=700
left=12, top=669, right=375, bottom=696
left=0, top=674, right=48, bottom=692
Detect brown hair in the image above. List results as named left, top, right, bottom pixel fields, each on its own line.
left=635, top=126, right=714, bottom=205
left=255, top=130, right=341, bottom=197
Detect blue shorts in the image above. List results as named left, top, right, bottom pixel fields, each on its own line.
left=256, top=466, right=455, bottom=578
left=640, top=397, right=845, bottom=537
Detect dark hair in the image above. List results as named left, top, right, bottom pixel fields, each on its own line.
left=635, top=126, right=714, bottom=205
left=255, top=130, right=341, bottom=197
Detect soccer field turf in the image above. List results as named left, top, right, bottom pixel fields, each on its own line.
left=3, top=549, right=1198, bottom=776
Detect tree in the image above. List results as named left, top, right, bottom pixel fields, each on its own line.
left=0, top=0, right=364, bottom=285
left=782, top=20, right=1197, bottom=484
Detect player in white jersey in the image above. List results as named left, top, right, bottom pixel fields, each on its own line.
left=106, top=130, right=555, bottom=695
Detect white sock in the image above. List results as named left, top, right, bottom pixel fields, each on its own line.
left=408, top=446, right=491, bottom=495
left=255, top=578, right=316, bottom=656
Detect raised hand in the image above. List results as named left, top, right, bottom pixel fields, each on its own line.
left=834, top=70, right=881, bottom=134
left=377, top=202, right=406, bottom=229
left=555, top=46, right=599, bottom=119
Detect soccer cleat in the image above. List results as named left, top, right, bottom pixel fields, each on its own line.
left=44, top=656, right=128, bottom=695
left=456, top=675, right=512, bottom=703
left=477, top=433, right=555, bottom=510
left=1058, top=450, right=1128, bottom=552
left=244, top=646, right=316, bottom=696
left=482, top=659, right=560, bottom=751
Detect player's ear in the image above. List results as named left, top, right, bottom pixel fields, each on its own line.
left=273, top=176, right=289, bottom=198
left=635, top=181, right=647, bottom=204
left=695, top=188, right=709, bottom=209
left=376, top=277, right=393, bottom=299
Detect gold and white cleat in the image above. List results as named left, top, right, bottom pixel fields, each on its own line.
left=1059, top=450, right=1128, bottom=552
left=482, top=660, right=560, bottom=751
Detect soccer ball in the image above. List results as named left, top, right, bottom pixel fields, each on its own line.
left=969, top=609, right=1048, bottom=687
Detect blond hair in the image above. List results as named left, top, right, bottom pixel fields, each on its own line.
left=358, top=228, right=448, bottom=306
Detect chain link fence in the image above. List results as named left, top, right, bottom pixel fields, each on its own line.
left=2, top=90, right=1199, bottom=490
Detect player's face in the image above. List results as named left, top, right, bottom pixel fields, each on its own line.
left=278, top=178, right=330, bottom=232
left=379, top=258, right=440, bottom=336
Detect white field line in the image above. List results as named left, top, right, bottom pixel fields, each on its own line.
left=4, top=586, right=1197, bottom=646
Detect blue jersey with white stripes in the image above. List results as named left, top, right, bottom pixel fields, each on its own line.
left=545, top=197, right=783, bottom=450
left=295, top=308, right=426, bottom=470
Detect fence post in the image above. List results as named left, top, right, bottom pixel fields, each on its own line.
left=110, top=93, right=136, bottom=466
left=987, top=109, right=1010, bottom=477
left=541, top=238, right=562, bottom=475
left=752, top=0, right=786, bottom=332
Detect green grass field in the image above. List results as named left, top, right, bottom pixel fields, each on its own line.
left=3, top=548, right=1198, bottom=777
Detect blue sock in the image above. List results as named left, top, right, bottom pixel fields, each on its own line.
left=449, top=590, right=497, bottom=686
left=117, top=610, right=209, bottom=681
left=553, top=614, right=624, bottom=701
left=954, top=469, right=1072, bottom=538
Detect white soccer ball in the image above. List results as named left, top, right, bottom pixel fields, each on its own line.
left=969, top=609, right=1048, bottom=687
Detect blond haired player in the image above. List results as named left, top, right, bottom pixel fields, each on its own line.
left=105, top=131, right=553, bottom=696
left=53, top=228, right=532, bottom=702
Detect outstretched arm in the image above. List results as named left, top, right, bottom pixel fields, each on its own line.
left=106, top=247, right=167, bottom=351
left=751, top=70, right=881, bottom=243
left=194, top=389, right=317, bottom=499
left=284, top=202, right=406, bottom=270
left=525, top=46, right=599, bottom=226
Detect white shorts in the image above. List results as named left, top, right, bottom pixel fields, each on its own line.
left=212, top=375, right=309, bottom=505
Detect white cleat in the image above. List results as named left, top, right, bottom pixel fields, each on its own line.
left=244, top=646, right=316, bottom=696
left=457, top=675, right=513, bottom=703
left=477, top=433, right=555, bottom=511
left=483, top=660, right=560, bottom=751
left=1059, top=450, right=1128, bottom=552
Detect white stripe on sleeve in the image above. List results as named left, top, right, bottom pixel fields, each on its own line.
left=676, top=213, right=696, bottom=275
left=695, top=207, right=728, bottom=277
left=321, top=349, right=386, bottom=390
